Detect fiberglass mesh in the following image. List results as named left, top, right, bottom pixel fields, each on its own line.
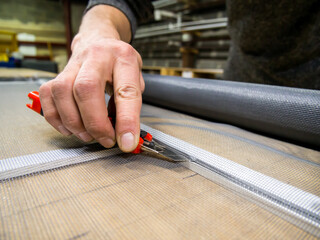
left=0, top=82, right=319, bottom=239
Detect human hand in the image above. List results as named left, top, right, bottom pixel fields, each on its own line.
left=39, top=5, right=144, bottom=152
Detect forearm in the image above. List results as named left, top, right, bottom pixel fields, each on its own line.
left=76, top=5, right=132, bottom=44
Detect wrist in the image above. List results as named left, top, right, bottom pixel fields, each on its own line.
left=72, top=19, right=120, bottom=52
left=80, top=5, right=131, bottom=43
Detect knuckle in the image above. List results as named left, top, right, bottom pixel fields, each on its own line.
left=115, top=85, right=140, bottom=101
left=73, top=78, right=98, bottom=102
left=136, top=51, right=142, bottom=63
left=85, top=120, right=107, bottom=136
left=39, top=82, right=50, bottom=95
left=43, top=109, right=59, bottom=124
left=63, top=116, right=79, bottom=129
left=116, top=43, right=135, bottom=58
left=140, top=79, right=145, bottom=92
left=51, top=80, right=68, bottom=99
left=71, top=34, right=80, bottom=50
left=117, top=114, right=136, bottom=125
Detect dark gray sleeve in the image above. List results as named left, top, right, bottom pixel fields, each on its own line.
left=85, top=0, right=153, bottom=40
left=224, top=0, right=320, bottom=90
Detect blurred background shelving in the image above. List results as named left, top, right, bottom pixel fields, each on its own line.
left=0, top=0, right=229, bottom=79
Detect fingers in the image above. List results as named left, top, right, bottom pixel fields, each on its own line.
left=40, top=60, right=93, bottom=142
left=113, top=44, right=142, bottom=152
left=51, top=63, right=94, bottom=142
left=39, top=80, right=72, bottom=136
left=39, top=39, right=144, bottom=153
left=73, top=57, right=116, bottom=148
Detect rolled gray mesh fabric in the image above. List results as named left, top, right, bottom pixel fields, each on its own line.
left=0, top=79, right=319, bottom=239
left=142, top=73, right=320, bottom=149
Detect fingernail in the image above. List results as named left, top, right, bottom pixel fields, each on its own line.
left=58, top=125, right=72, bottom=136
left=120, top=132, right=135, bottom=152
left=78, top=132, right=93, bottom=142
left=98, top=137, right=115, bottom=148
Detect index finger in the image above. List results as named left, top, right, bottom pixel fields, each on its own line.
left=113, top=48, right=142, bottom=152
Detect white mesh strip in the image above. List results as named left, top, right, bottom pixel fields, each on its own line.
left=0, top=146, right=122, bottom=180
left=141, top=123, right=320, bottom=237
